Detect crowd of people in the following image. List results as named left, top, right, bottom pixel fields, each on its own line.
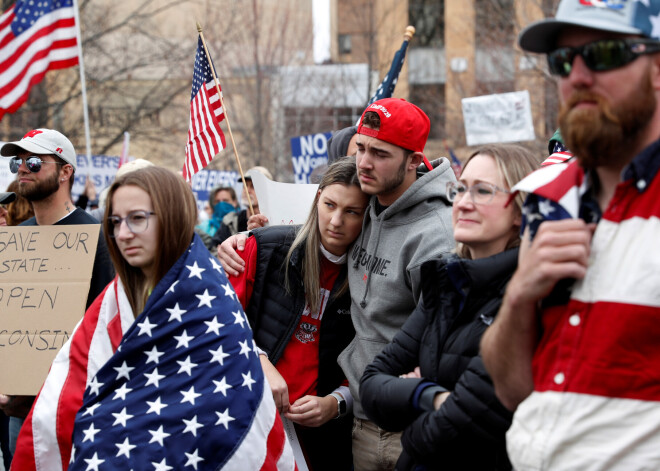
left=1, top=0, right=659, bottom=469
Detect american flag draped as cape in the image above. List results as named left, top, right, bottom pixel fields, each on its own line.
left=13, top=235, right=296, bottom=471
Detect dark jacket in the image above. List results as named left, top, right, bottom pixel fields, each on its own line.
left=211, top=208, right=248, bottom=247
left=246, top=225, right=354, bottom=471
left=360, top=249, right=518, bottom=471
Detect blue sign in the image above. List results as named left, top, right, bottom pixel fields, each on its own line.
left=290, top=132, right=331, bottom=184
left=190, top=169, right=240, bottom=213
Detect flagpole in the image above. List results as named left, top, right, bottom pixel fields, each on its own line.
left=72, top=0, right=92, bottom=175
left=196, top=23, right=255, bottom=216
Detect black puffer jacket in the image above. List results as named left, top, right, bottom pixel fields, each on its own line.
left=245, top=225, right=355, bottom=471
left=360, top=249, right=517, bottom=471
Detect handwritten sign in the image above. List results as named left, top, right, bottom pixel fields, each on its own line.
left=462, top=90, right=535, bottom=146
left=250, top=170, right=318, bottom=226
left=0, top=225, right=100, bottom=394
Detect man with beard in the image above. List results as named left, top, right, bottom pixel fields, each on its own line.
left=0, top=129, right=113, bottom=455
left=481, top=1, right=660, bottom=469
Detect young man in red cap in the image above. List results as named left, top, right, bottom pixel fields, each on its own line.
left=338, top=98, right=456, bottom=470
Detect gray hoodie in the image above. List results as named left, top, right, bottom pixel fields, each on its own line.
left=338, top=157, right=456, bottom=419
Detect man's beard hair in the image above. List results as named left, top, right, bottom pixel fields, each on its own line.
left=18, top=169, right=61, bottom=201
left=559, top=72, right=656, bottom=169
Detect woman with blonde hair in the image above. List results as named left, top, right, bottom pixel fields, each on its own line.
left=228, top=156, right=369, bottom=470
left=13, top=166, right=294, bottom=470
left=360, top=144, right=540, bottom=471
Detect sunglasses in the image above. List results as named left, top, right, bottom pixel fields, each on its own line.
left=547, top=38, right=660, bottom=77
left=9, top=156, right=64, bottom=174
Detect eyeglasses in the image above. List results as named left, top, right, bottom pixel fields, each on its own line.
left=108, top=210, right=156, bottom=238
left=9, top=156, right=64, bottom=174
left=547, top=38, right=660, bottom=77
left=446, top=181, right=509, bottom=205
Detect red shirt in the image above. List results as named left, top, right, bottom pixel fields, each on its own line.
left=229, top=237, right=342, bottom=401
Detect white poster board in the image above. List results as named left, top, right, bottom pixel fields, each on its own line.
left=250, top=170, right=318, bottom=226
left=462, top=90, right=535, bottom=146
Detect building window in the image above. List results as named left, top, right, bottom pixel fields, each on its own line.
left=338, top=34, right=352, bottom=54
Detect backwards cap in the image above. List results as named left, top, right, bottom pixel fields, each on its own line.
left=0, top=129, right=77, bottom=171
left=357, top=98, right=433, bottom=170
left=519, top=0, right=660, bottom=53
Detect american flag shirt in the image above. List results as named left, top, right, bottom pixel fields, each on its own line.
left=58, top=236, right=293, bottom=470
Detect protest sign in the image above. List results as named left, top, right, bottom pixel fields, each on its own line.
left=462, top=90, right=535, bottom=146
left=0, top=225, right=99, bottom=394
left=72, top=154, right=121, bottom=200
left=291, top=132, right=332, bottom=184
left=250, top=170, right=318, bottom=226
left=190, top=169, right=240, bottom=213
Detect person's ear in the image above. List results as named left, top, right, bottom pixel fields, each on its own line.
left=408, top=152, right=424, bottom=170
left=60, top=164, right=74, bottom=182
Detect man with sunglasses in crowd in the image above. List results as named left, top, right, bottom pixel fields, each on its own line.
left=0, top=129, right=114, bottom=456
left=481, top=1, right=660, bottom=469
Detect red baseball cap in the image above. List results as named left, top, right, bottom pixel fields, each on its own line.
left=357, top=98, right=432, bottom=170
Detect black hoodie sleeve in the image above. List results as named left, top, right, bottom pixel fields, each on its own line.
left=399, top=355, right=513, bottom=462
left=360, top=305, right=429, bottom=432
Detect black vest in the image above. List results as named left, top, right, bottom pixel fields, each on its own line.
left=246, top=225, right=354, bottom=396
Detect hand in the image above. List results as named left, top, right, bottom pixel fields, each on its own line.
left=0, top=394, right=34, bottom=418
left=284, top=395, right=337, bottom=427
left=83, top=178, right=97, bottom=200
left=216, top=234, right=249, bottom=276
left=260, top=356, right=290, bottom=413
left=433, top=391, right=451, bottom=410
left=509, top=219, right=594, bottom=309
left=247, top=214, right=268, bottom=231
left=399, top=366, right=422, bottom=379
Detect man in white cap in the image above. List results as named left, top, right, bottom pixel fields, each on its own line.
left=0, top=129, right=114, bottom=453
left=481, top=1, right=660, bottom=469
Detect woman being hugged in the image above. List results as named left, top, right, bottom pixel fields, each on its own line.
left=360, top=144, right=540, bottom=470
left=13, top=167, right=294, bottom=470
left=228, top=156, right=368, bottom=470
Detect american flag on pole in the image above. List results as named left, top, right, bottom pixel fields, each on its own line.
left=13, top=235, right=296, bottom=471
left=183, top=36, right=226, bottom=182
left=0, top=0, right=79, bottom=121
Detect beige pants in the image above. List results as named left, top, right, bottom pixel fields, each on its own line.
left=352, top=417, right=403, bottom=471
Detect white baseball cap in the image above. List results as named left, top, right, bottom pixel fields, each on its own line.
left=519, top=0, right=660, bottom=53
left=1, top=128, right=77, bottom=171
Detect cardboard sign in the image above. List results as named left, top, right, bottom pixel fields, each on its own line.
left=290, top=132, right=331, bottom=184
left=0, top=225, right=100, bottom=394
left=462, top=90, right=536, bottom=146
left=250, top=170, right=318, bottom=226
